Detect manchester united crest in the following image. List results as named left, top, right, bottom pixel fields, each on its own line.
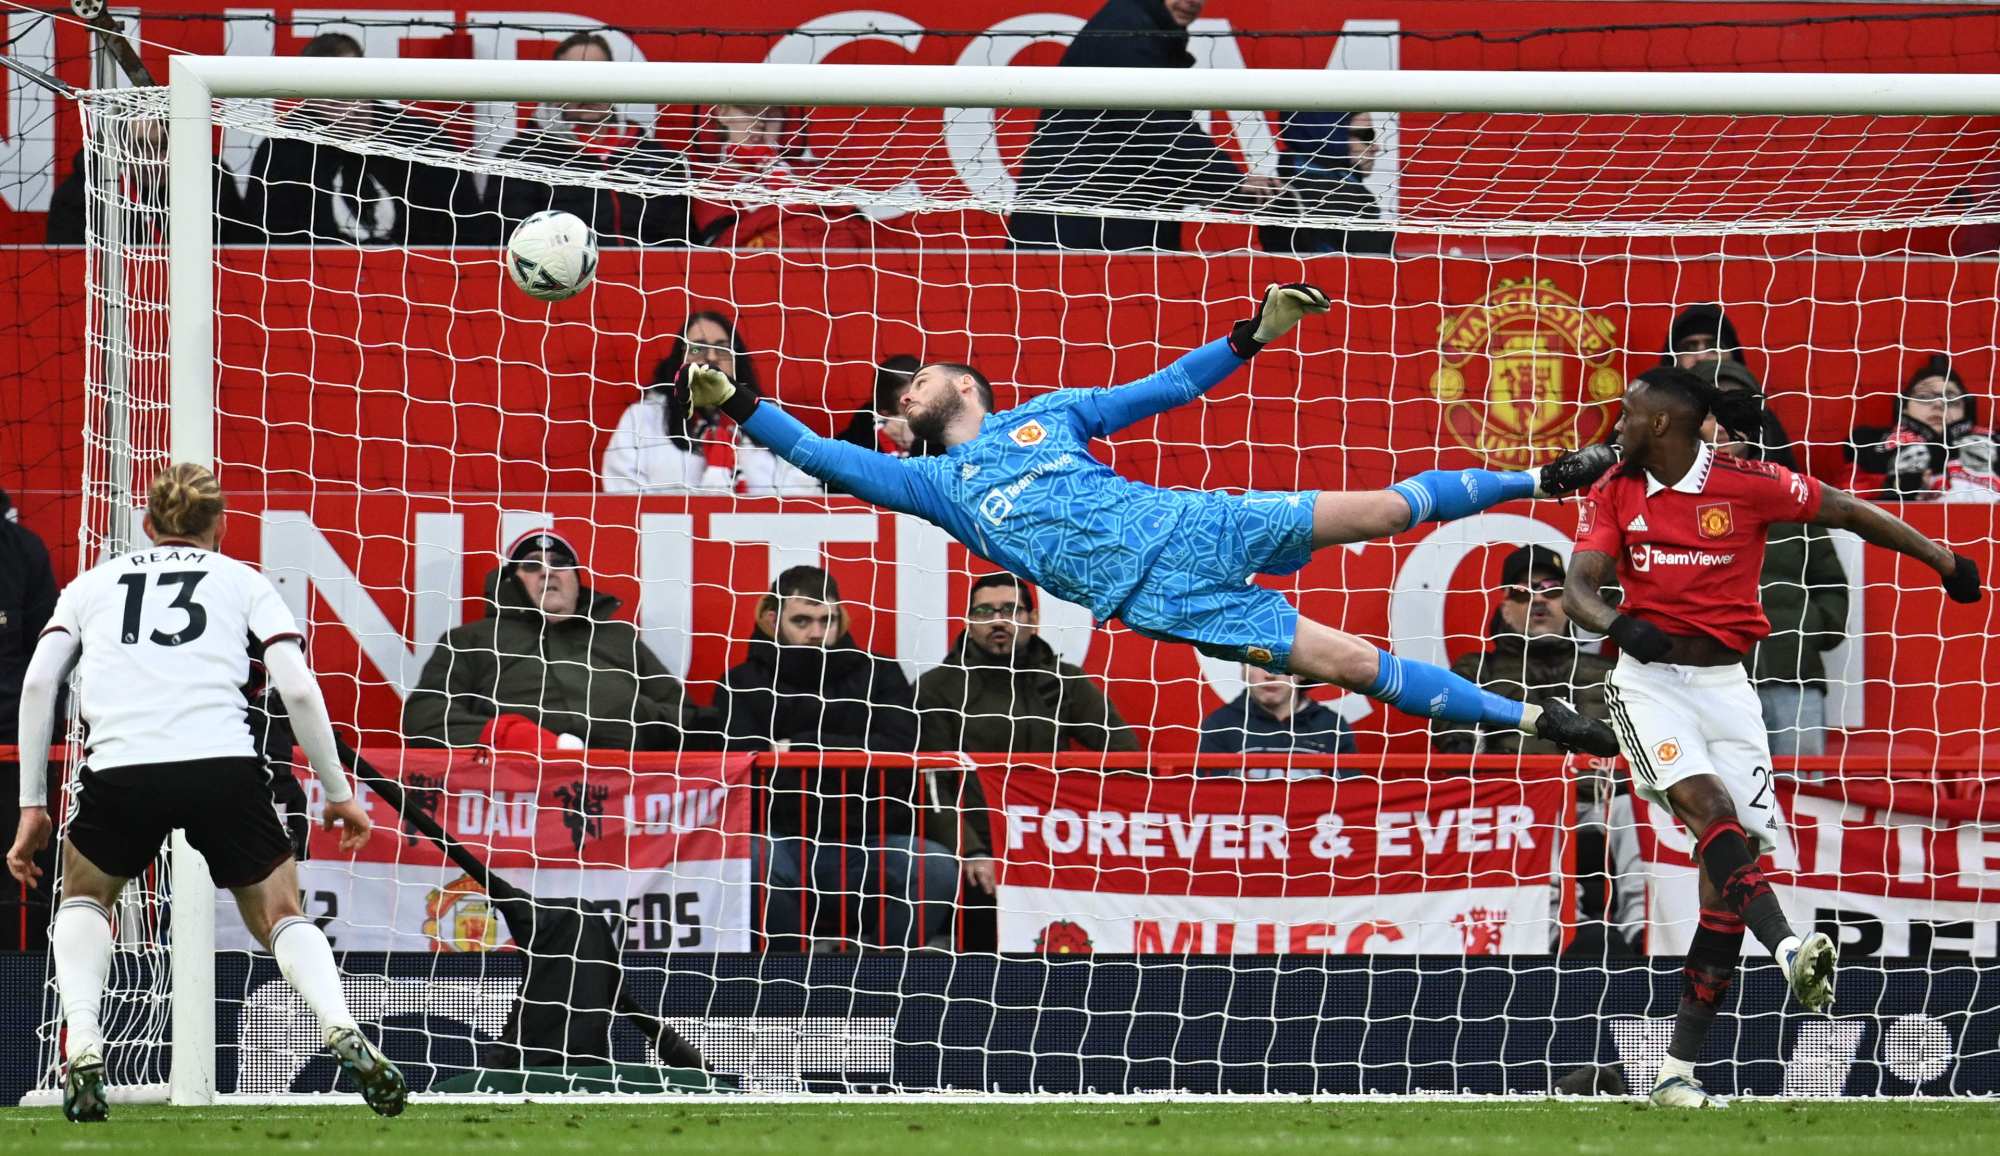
left=1430, top=278, right=1625, bottom=469
left=423, top=873, right=504, bottom=953
left=1696, top=502, right=1734, bottom=540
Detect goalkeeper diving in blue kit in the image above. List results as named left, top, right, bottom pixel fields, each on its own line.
left=690, top=284, right=1622, bottom=755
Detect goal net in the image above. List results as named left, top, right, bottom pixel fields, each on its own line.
left=37, top=56, right=2000, bottom=1102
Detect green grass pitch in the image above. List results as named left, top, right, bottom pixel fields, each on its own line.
left=2, top=1102, right=1995, bottom=1155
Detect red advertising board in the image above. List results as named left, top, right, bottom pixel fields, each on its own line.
left=215, top=748, right=759, bottom=951
left=1638, top=776, right=2000, bottom=957
left=986, top=763, right=1575, bottom=953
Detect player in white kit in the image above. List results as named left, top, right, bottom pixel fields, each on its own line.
left=4, top=464, right=407, bottom=1122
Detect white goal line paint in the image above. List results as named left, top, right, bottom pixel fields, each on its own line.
left=18, top=1091, right=1995, bottom=1108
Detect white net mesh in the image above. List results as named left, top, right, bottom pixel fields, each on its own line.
left=40, top=72, right=2000, bottom=1099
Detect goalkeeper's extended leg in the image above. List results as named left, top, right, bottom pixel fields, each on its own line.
left=1310, top=444, right=1620, bottom=548
left=1288, top=618, right=1620, bottom=757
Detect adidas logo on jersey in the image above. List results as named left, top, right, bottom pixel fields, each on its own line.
left=1625, top=515, right=1649, bottom=532
left=960, top=463, right=981, bottom=481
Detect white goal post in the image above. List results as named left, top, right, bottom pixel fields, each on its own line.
left=49, top=55, right=1997, bottom=1105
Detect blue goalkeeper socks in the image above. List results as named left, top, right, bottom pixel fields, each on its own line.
left=1363, top=648, right=1527, bottom=729
left=1388, top=468, right=1536, bottom=530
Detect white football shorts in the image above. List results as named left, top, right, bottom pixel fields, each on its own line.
left=1602, top=654, right=1783, bottom=853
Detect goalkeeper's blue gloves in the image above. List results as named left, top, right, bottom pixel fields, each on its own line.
left=1228, top=282, right=1332, bottom=358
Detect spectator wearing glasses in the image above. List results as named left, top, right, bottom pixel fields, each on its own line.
left=1435, top=545, right=1637, bottom=956
left=916, top=574, right=1138, bottom=895
left=403, top=531, right=717, bottom=751
left=1846, top=355, right=1998, bottom=502
left=1431, top=545, right=1614, bottom=756
left=603, top=312, right=748, bottom=494
left=603, top=312, right=820, bottom=496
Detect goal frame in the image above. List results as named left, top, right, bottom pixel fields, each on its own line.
left=138, top=55, right=2000, bottom=1105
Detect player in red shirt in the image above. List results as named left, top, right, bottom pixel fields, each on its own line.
left=1565, top=366, right=1982, bottom=1109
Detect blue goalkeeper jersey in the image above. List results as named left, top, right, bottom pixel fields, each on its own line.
left=740, top=339, right=1248, bottom=620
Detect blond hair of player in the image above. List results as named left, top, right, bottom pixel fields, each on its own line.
left=5, top=464, right=406, bottom=1122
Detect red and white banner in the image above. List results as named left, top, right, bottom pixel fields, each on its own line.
left=217, top=750, right=757, bottom=952
left=989, top=767, right=1574, bottom=954
left=1638, top=779, right=2000, bottom=957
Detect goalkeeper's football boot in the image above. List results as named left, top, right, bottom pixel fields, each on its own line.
left=1534, top=698, right=1622, bottom=758
left=1650, top=1073, right=1728, bottom=1109
left=1778, top=931, right=1838, bottom=1013
left=63, top=1046, right=108, bottom=1123
left=1533, top=443, right=1621, bottom=498
left=329, top=1026, right=408, bottom=1117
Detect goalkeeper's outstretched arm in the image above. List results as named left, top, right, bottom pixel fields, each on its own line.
left=1075, top=283, right=1331, bottom=438
left=688, top=366, right=936, bottom=518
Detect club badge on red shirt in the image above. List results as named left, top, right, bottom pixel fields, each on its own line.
left=1695, top=502, right=1734, bottom=540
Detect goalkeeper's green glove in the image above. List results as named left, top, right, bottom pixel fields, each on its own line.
left=685, top=364, right=736, bottom=413
left=1228, top=282, right=1332, bottom=357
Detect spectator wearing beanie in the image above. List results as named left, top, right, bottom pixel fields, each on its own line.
left=403, top=530, right=718, bottom=751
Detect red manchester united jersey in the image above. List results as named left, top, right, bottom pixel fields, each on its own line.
left=1574, top=443, right=1823, bottom=652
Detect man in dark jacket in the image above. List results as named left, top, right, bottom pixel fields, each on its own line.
left=491, top=32, right=691, bottom=247
left=714, top=566, right=951, bottom=949
left=1687, top=360, right=1852, bottom=759
left=1665, top=308, right=1802, bottom=474
left=715, top=565, right=919, bottom=754
left=915, top=574, right=1137, bottom=887
left=1008, top=0, right=1273, bottom=251
left=1432, top=546, right=1614, bottom=756
left=402, top=531, right=711, bottom=751
left=241, top=33, right=491, bottom=246
left=1749, top=524, right=1849, bottom=763
left=0, top=489, right=57, bottom=949
left=0, top=489, right=57, bottom=746
left=46, top=119, right=247, bottom=245
left=1433, top=545, right=1638, bottom=954
left=1198, top=664, right=1354, bottom=775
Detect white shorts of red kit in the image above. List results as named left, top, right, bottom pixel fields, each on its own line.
left=1603, top=654, right=1783, bottom=854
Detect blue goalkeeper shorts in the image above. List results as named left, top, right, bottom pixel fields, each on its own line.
left=1116, top=490, right=1317, bottom=673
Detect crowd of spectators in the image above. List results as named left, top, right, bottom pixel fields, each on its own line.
left=46, top=3, right=1381, bottom=255
left=21, top=9, right=1996, bottom=957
